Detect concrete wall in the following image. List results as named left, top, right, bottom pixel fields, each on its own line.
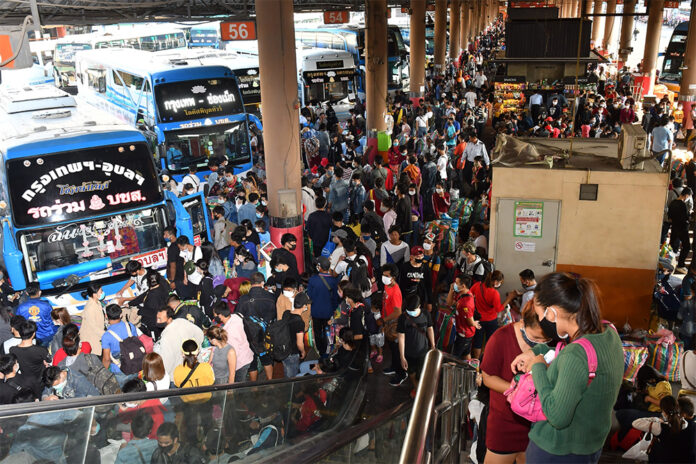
left=490, top=167, right=669, bottom=327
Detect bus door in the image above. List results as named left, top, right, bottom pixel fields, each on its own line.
left=181, top=191, right=212, bottom=246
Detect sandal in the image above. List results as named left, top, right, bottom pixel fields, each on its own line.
left=375, top=355, right=383, bottom=364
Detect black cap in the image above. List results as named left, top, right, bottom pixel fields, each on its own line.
left=294, top=292, right=312, bottom=309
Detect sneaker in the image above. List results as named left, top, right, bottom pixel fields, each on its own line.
left=383, top=368, right=396, bottom=376
left=368, top=367, right=374, bottom=374
left=676, top=266, right=688, bottom=274
left=375, top=355, right=383, bottom=364
left=389, top=375, right=407, bottom=387
left=369, top=351, right=377, bottom=360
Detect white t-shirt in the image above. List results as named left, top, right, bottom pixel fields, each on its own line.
left=180, top=246, right=203, bottom=285
left=179, top=173, right=202, bottom=193
left=145, top=374, right=171, bottom=404
left=329, top=245, right=344, bottom=271
left=437, top=154, right=449, bottom=180
left=474, top=235, right=488, bottom=254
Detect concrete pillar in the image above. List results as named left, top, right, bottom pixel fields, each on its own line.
left=573, top=0, right=580, bottom=18
left=642, top=0, right=664, bottom=95
left=602, top=0, right=617, bottom=51
left=409, top=0, right=426, bottom=103
left=479, top=0, right=486, bottom=33
left=460, top=0, right=469, bottom=52
left=591, top=0, right=604, bottom=49
left=450, top=0, right=461, bottom=62
left=433, top=0, right=447, bottom=73
left=618, top=0, right=637, bottom=64
left=583, top=0, right=593, bottom=16
left=255, top=0, right=304, bottom=272
left=678, top=0, right=696, bottom=134
left=365, top=0, right=388, bottom=162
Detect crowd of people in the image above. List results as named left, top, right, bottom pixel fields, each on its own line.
left=0, top=15, right=695, bottom=464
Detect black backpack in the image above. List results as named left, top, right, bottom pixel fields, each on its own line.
left=475, top=258, right=495, bottom=280
left=75, top=353, right=121, bottom=396
left=107, top=323, right=146, bottom=375
left=239, top=314, right=268, bottom=355
left=346, top=257, right=371, bottom=296
left=267, top=315, right=292, bottom=362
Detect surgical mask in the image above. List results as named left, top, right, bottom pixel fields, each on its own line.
left=494, top=283, right=501, bottom=289
left=540, top=307, right=569, bottom=340
left=256, top=213, right=263, bottom=219
left=283, top=290, right=294, bottom=298
left=382, top=275, right=392, bottom=286
left=435, top=188, right=443, bottom=194
left=98, top=292, right=106, bottom=301
left=520, top=327, right=543, bottom=348
left=236, top=200, right=244, bottom=207
left=415, top=257, right=424, bottom=263
left=54, top=379, right=67, bottom=396
left=261, top=200, right=268, bottom=206
left=423, top=242, right=432, bottom=251
left=409, top=190, right=416, bottom=196
left=453, top=283, right=459, bottom=293
left=274, top=267, right=284, bottom=273
left=406, top=309, right=419, bottom=317
left=255, top=228, right=263, bottom=233
left=91, top=422, right=101, bottom=436
left=125, top=402, right=139, bottom=409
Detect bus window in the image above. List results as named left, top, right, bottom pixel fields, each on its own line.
left=86, top=68, right=107, bottom=93
left=298, top=31, right=316, bottom=47
left=316, top=32, right=336, bottom=49
left=140, top=36, right=156, bottom=52
left=163, top=120, right=251, bottom=172
left=19, top=209, right=166, bottom=280
left=125, top=38, right=140, bottom=49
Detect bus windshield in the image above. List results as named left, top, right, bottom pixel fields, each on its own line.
left=155, top=78, right=244, bottom=123
left=18, top=207, right=167, bottom=280
left=163, top=120, right=251, bottom=171
left=7, top=143, right=162, bottom=228
left=55, top=43, right=92, bottom=64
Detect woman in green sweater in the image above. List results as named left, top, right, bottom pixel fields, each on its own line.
left=511, top=272, right=623, bottom=463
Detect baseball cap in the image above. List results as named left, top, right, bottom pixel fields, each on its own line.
left=315, top=256, right=331, bottom=270
left=425, top=232, right=436, bottom=242
left=411, top=245, right=424, bottom=256
left=463, top=241, right=476, bottom=254
left=334, top=229, right=349, bottom=240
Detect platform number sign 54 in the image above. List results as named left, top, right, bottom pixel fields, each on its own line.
left=221, top=21, right=256, bottom=41
left=323, top=11, right=349, bottom=24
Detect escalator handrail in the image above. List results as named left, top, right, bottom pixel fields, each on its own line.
left=399, top=349, right=477, bottom=464
left=0, top=344, right=368, bottom=418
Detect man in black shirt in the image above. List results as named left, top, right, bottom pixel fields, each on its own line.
left=394, top=182, right=413, bottom=244
left=271, top=233, right=300, bottom=281
left=0, top=271, right=19, bottom=309
left=306, top=197, right=332, bottom=257
left=236, top=272, right=276, bottom=382
left=399, top=246, right=434, bottom=316
left=282, top=292, right=309, bottom=378
left=669, top=187, right=693, bottom=273
left=396, top=294, right=435, bottom=390
left=9, top=320, right=50, bottom=397
left=163, top=226, right=194, bottom=299
left=0, top=353, right=32, bottom=404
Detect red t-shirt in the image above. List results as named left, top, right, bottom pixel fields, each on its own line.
left=120, top=399, right=165, bottom=440
left=382, top=284, right=402, bottom=319
left=470, top=282, right=503, bottom=322
left=480, top=323, right=531, bottom=452
left=52, top=342, right=92, bottom=366
left=454, top=293, right=476, bottom=338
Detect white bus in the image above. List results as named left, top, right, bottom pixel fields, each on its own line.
left=54, top=27, right=188, bottom=88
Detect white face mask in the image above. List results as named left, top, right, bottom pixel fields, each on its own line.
left=125, top=402, right=139, bottom=409
left=283, top=290, right=294, bottom=298
left=423, top=242, right=433, bottom=251
left=382, top=275, right=392, bottom=286
left=409, top=190, right=416, bottom=196
left=435, top=188, right=443, bottom=194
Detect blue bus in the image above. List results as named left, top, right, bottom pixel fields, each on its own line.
left=295, top=25, right=409, bottom=97
left=0, top=85, right=211, bottom=312
left=74, top=48, right=254, bottom=182
left=189, top=22, right=223, bottom=49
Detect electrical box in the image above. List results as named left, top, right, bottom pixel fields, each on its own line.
left=618, top=123, right=649, bottom=170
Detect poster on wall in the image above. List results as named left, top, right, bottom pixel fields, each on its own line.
left=514, top=201, right=543, bottom=238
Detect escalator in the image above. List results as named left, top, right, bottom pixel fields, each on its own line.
left=0, top=346, right=476, bottom=464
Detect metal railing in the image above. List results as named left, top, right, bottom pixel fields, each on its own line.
left=399, top=349, right=478, bottom=464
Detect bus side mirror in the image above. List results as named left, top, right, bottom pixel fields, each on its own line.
left=98, top=76, right=106, bottom=93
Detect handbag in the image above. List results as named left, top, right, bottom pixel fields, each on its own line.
left=621, top=425, right=653, bottom=462
left=504, top=338, right=598, bottom=423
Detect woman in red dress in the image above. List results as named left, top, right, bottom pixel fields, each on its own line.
left=480, top=302, right=551, bottom=464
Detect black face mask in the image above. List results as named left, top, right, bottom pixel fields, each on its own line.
left=159, top=443, right=174, bottom=454
left=155, top=322, right=167, bottom=329
left=538, top=317, right=567, bottom=343
left=288, top=244, right=297, bottom=251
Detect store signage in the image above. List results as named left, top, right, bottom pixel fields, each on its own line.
left=8, top=145, right=161, bottom=227
left=664, top=0, right=679, bottom=7
left=155, top=78, right=244, bottom=123
left=498, top=76, right=526, bottom=83
left=133, top=248, right=168, bottom=269
left=220, top=21, right=256, bottom=41
left=509, top=1, right=549, bottom=7
left=233, top=68, right=261, bottom=105
left=304, top=69, right=354, bottom=84
left=323, top=11, right=349, bottom=24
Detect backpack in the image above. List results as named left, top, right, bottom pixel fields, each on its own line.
left=239, top=313, right=268, bottom=355
left=222, top=220, right=237, bottom=246
left=474, top=258, right=494, bottom=280
left=267, top=315, right=293, bottom=362
left=107, top=323, right=146, bottom=375
left=346, top=257, right=371, bottom=297
left=76, top=353, right=121, bottom=396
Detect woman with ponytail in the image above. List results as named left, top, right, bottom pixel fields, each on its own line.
left=633, top=395, right=696, bottom=463
left=510, top=272, right=623, bottom=463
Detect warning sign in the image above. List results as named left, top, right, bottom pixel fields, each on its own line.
left=514, top=201, right=543, bottom=238
left=514, top=241, right=536, bottom=252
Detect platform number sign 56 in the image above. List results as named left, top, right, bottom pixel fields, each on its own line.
left=323, top=11, right=349, bottom=24
left=221, top=21, right=256, bottom=41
